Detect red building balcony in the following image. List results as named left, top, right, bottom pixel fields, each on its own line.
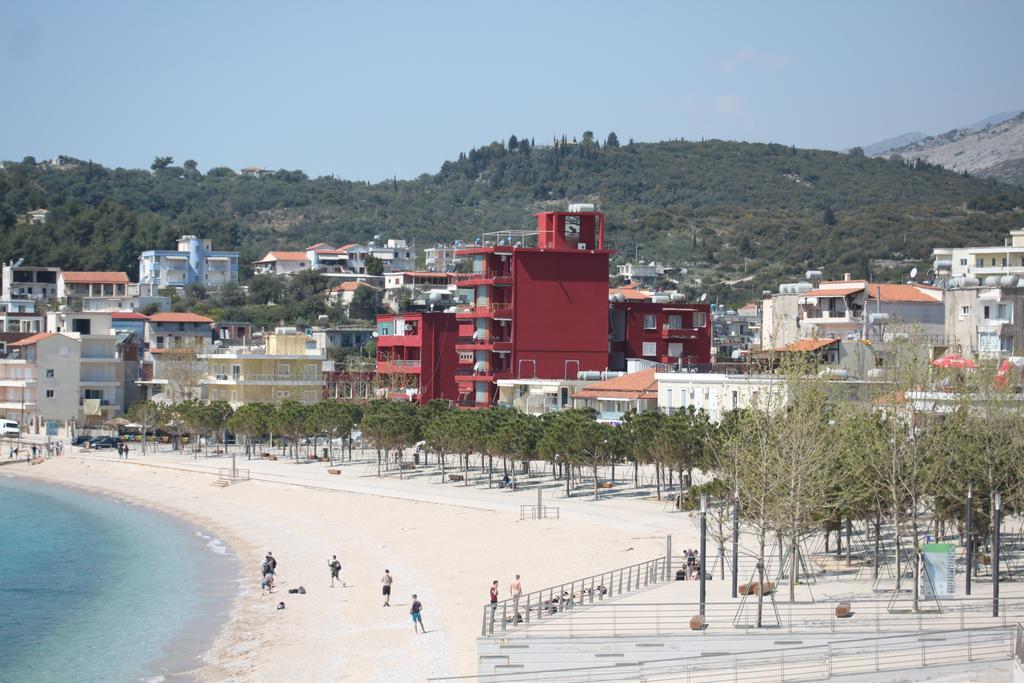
left=455, top=303, right=514, bottom=320
left=376, top=359, right=423, bottom=374
left=377, top=333, right=422, bottom=347
left=661, top=324, right=700, bottom=340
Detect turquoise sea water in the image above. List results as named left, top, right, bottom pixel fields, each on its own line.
left=0, top=476, right=237, bottom=683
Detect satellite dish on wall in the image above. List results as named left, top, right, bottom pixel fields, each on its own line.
left=910, top=267, right=918, bottom=280
left=699, top=293, right=707, bottom=302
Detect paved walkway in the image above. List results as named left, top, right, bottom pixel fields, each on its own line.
left=68, top=446, right=699, bottom=537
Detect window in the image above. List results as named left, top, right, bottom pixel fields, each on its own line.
left=45, top=389, right=54, bottom=398
left=303, top=391, right=316, bottom=403
left=277, top=364, right=291, bottom=376
left=668, top=314, right=682, bottom=329
left=984, top=305, right=991, bottom=320
left=642, top=341, right=657, bottom=357
left=71, top=318, right=91, bottom=335
left=977, top=257, right=985, bottom=267
left=691, top=311, right=707, bottom=328
left=667, top=342, right=683, bottom=357
left=666, top=388, right=673, bottom=407
left=178, top=323, right=185, bottom=331
left=274, top=390, right=290, bottom=398
left=961, top=306, right=970, bottom=319
left=960, top=258, right=968, bottom=266
left=643, top=314, right=657, bottom=330
left=46, top=369, right=54, bottom=378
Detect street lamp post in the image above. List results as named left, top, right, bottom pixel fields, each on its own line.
left=731, top=485, right=739, bottom=599
left=965, top=482, right=973, bottom=596
left=700, top=495, right=707, bottom=616
left=993, top=492, right=1001, bottom=617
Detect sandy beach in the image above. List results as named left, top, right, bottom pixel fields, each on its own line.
left=4, top=453, right=697, bottom=681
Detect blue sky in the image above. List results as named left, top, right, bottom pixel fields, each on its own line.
left=2, top=1, right=1021, bottom=180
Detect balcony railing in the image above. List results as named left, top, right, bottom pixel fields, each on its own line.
left=380, top=359, right=421, bottom=367
left=661, top=325, right=699, bottom=340
left=455, top=336, right=512, bottom=345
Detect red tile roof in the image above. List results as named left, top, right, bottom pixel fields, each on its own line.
left=331, top=281, right=380, bottom=292
left=147, top=312, right=214, bottom=324
left=609, top=286, right=652, bottom=301
left=867, top=283, right=942, bottom=303
left=804, top=286, right=862, bottom=298
left=781, top=338, right=839, bottom=352
left=112, top=312, right=149, bottom=320
left=9, top=332, right=56, bottom=347
left=61, top=271, right=130, bottom=284
left=573, top=369, right=658, bottom=400
left=254, top=251, right=308, bottom=263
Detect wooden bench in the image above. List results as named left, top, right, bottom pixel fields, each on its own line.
left=689, top=615, right=707, bottom=631
left=400, top=462, right=416, bottom=470
left=598, top=482, right=614, bottom=489
left=835, top=601, right=852, bottom=619
left=448, top=474, right=464, bottom=482
left=738, top=581, right=776, bottom=596
left=327, top=468, right=341, bottom=475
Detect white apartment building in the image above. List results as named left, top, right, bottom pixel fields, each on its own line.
left=2, top=265, right=60, bottom=301
left=370, top=239, right=416, bottom=272
left=656, top=372, right=784, bottom=421
left=944, top=282, right=1024, bottom=358
left=0, top=332, right=81, bottom=433
left=933, top=229, right=1024, bottom=280
left=138, top=235, right=239, bottom=289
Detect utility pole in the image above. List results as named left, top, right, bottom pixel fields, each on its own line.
left=965, top=482, right=973, bottom=596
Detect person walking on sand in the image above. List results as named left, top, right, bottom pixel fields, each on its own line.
left=266, top=552, right=277, bottom=575
left=410, top=594, right=425, bottom=633
left=261, top=574, right=275, bottom=594
left=328, top=555, right=342, bottom=587
left=381, top=569, right=393, bottom=606
left=510, top=574, right=523, bottom=619
left=490, top=580, right=499, bottom=613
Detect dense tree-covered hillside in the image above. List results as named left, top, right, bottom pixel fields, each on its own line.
left=2, top=136, right=1023, bottom=305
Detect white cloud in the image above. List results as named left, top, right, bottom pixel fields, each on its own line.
left=712, top=95, right=745, bottom=115
left=720, top=49, right=793, bottom=72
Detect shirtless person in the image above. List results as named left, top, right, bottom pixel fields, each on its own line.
left=381, top=569, right=393, bottom=606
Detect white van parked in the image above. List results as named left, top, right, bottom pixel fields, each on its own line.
left=0, top=420, right=20, bottom=437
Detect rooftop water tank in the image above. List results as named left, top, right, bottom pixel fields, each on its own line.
left=651, top=295, right=670, bottom=303
left=795, top=282, right=813, bottom=293
left=869, top=313, right=890, bottom=324
left=963, top=276, right=981, bottom=287
left=1001, top=275, right=1018, bottom=287
left=805, top=270, right=823, bottom=281
left=567, top=203, right=596, bottom=212
left=670, top=292, right=684, bottom=301
left=984, top=276, right=1002, bottom=287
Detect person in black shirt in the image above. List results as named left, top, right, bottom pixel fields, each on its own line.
left=410, top=594, right=425, bottom=633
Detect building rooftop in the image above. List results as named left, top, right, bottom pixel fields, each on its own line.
left=779, top=338, right=839, bottom=353
left=9, top=332, right=56, bottom=347
left=572, top=369, right=658, bottom=401
left=254, top=251, right=308, bottom=263
left=61, top=271, right=130, bottom=284
left=331, top=281, right=381, bottom=292
left=111, top=312, right=150, bottom=320
left=148, top=312, right=215, bottom=324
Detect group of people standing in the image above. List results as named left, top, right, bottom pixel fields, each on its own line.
left=682, top=548, right=703, bottom=580
left=7, top=442, right=63, bottom=461
left=116, top=442, right=130, bottom=458
left=259, top=552, right=426, bottom=633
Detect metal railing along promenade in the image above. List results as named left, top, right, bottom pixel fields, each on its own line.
left=482, top=556, right=676, bottom=636
left=485, top=596, right=1024, bottom=638
left=434, top=625, right=1018, bottom=682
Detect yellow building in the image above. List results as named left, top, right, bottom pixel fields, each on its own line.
left=201, top=333, right=326, bottom=407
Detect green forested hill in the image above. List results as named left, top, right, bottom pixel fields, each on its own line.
left=2, top=135, right=1023, bottom=304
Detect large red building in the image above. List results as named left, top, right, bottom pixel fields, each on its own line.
left=609, top=300, right=712, bottom=370
left=374, top=312, right=459, bottom=403
left=373, top=206, right=713, bottom=407
left=453, top=208, right=611, bottom=407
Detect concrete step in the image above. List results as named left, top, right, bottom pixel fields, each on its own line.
left=211, top=479, right=230, bottom=487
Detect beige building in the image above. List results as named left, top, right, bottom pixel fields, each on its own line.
left=201, top=333, right=327, bottom=407
left=762, top=277, right=944, bottom=348
left=0, top=332, right=80, bottom=433
left=47, top=311, right=124, bottom=425
left=944, top=283, right=1024, bottom=358
left=933, top=229, right=1024, bottom=280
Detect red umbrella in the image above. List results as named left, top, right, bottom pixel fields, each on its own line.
left=931, top=354, right=978, bottom=369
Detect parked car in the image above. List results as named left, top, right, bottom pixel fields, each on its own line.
left=0, top=419, right=20, bottom=437
left=71, top=435, right=90, bottom=446
left=89, top=436, right=120, bottom=449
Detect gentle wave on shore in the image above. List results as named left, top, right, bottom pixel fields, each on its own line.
left=0, top=476, right=238, bottom=682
